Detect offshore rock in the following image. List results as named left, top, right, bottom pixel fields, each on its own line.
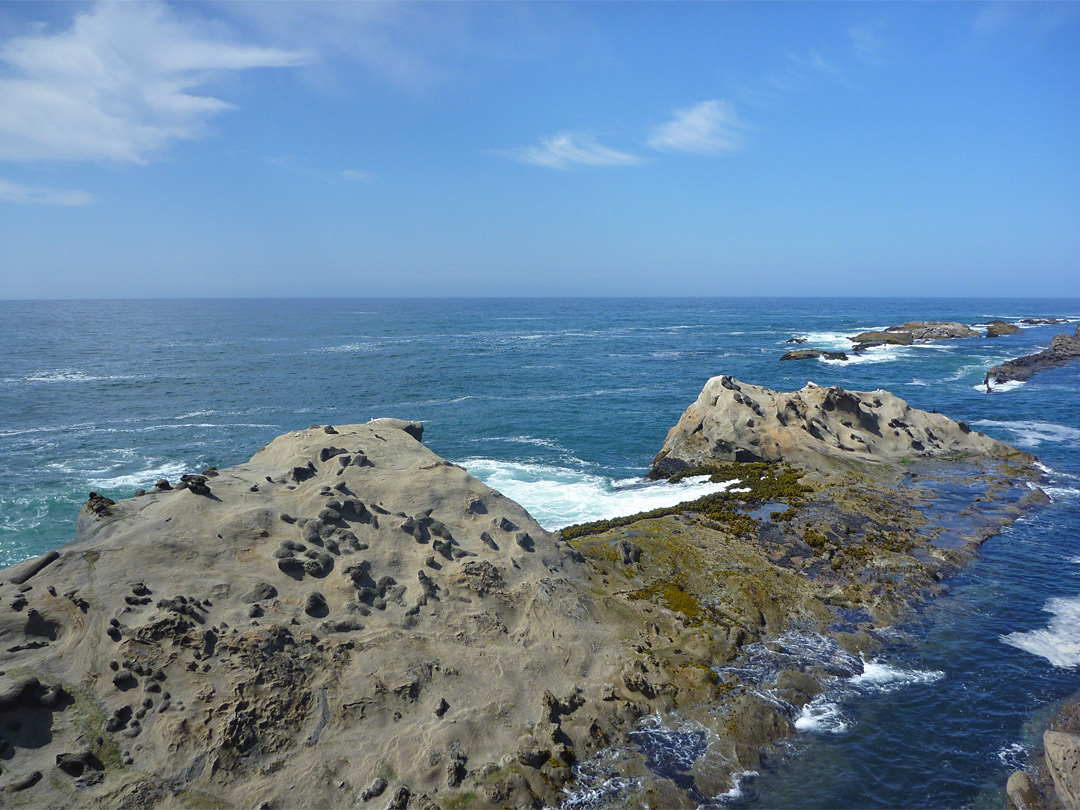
left=986, top=320, right=1022, bottom=338
left=780, top=349, right=848, bottom=362
left=986, top=324, right=1080, bottom=387
left=651, top=376, right=1033, bottom=476
left=850, top=321, right=979, bottom=350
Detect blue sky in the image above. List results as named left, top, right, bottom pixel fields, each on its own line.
left=0, top=1, right=1077, bottom=298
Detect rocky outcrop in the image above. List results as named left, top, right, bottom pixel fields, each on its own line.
left=888, top=321, right=980, bottom=340
left=986, top=324, right=1080, bottom=387
left=987, top=320, right=1022, bottom=338
left=780, top=349, right=848, bottom=362
left=0, top=420, right=696, bottom=809
left=850, top=330, right=914, bottom=349
left=849, top=320, right=980, bottom=351
left=651, top=376, right=1033, bottom=476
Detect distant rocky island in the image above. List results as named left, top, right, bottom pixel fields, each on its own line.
left=782, top=319, right=1080, bottom=390
left=0, top=383, right=1056, bottom=808
left=986, top=322, right=1080, bottom=388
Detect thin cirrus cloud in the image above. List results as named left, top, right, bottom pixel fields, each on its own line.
left=0, top=178, right=93, bottom=206
left=501, top=131, right=642, bottom=170
left=0, top=1, right=309, bottom=165
left=647, top=99, right=747, bottom=154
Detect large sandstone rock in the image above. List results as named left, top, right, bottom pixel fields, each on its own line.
left=986, top=325, right=1080, bottom=387
left=1045, top=730, right=1080, bottom=809
left=0, top=420, right=650, bottom=808
left=651, top=376, right=1032, bottom=476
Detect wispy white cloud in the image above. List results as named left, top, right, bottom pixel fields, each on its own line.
left=787, top=49, right=841, bottom=76
left=647, top=100, right=746, bottom=154
left=0, top=1, right=309, bottom=164
left=501, top=131, right=641, bottom=170
left=338, top=169, right=371, bottom=182
left=0, top=178, right=93, bottom=205
left=848, top=23, right=884, bottom=64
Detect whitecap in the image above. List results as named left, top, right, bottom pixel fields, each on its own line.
left=87, top=461, right=190, bottom=490
left=978, top=379, right=1027, bottom=393
left=1002, top=596, right=1080, bottom=667
left=460, top=460, right=741, bottom=531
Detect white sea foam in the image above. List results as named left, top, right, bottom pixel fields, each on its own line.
left=972, top=420, right=1080, bottom=447
left=1044, top=487, right=1080, bottom=502
left=87, top=461, right=190, bottom=490
left=1002, top=596, right=1080, bottom=668
left=997, top=741, right=1027, bottom=769
left=849, top=660, right=944, bottom=692
left=714, top=770, right=759, bottom=804
left=794, top=696, right=849, bottom=734
left=460, top=460, right=740, bottom=531
left=979, top=379, right=1026, bottom=393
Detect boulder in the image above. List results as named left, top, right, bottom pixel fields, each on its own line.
left=1006, top=769, right=1045, bottom=810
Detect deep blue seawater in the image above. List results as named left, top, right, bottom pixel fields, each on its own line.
left=2, top=297, right=1079, bottom=808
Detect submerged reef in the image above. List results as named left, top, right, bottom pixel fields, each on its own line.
left=0, top=380, right=1049, bottom=809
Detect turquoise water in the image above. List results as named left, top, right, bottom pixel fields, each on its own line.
left=2, top=297, right=1079, bottom=807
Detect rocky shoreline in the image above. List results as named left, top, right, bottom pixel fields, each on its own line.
left=1007, top=698, right=1080, bottom=810
left=0, top=384, right=1050, bottom=809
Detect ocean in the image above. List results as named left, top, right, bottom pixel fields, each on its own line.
left=2, top=297, right=1079, bottom=807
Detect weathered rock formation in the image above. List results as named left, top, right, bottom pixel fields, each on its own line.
left=986, top=324, right=1080, bottom=388
left=0, top=419, right=701, bottom=809
left=651, top=376, right=1033, bottom=476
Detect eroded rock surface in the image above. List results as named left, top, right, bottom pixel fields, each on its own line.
left=651, top=376, right=1031, bottom=476
left=0, top=420, right=676, bottom=809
